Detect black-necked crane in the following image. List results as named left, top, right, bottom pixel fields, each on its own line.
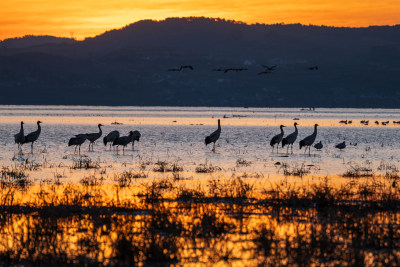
left=314, top=141, right=323, bottom=150
left=86, top=124, right=103, bottom=151
left=14, top=121, right=25, bottom=153
left=282, top=122, right=298, bottom=154
left=335, top=141, right=346, bottom=150
left=270, top=125, right=285, bottom=152
left=68, top=134, right=87, bottom=155
left=131, top=130, right=141, bottom=151
left=113, top=131, right=134, bottom=154
left=23, top=121, right=42, bottom=153
left=299, top=124, right=318, bottom=155
left=103, top=130, right=120, bottom=150
left=205, top=119, right=221, bottom=152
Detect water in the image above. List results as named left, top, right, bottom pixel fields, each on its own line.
left=1, top=105, right=400, bottom=183
left=2, top=105, right=400, bottom=265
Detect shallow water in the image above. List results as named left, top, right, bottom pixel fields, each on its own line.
left=1, top=105, right=400, bottom=183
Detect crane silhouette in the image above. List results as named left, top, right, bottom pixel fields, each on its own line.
left=68, top=134, right=87, bottom=155
left=14, top=121, right=25, bottom=153
left=205, top=119, right=221, bottom=152
left=131, top=130, right=141, bottom=151
left=113, top=131, right=134, bottom=154
left=86, top=124, right=103, bottom=151
left=270, top=125, right=285, bottom=153
left=282, top=122, right=298, bottom=154
left=103, top=130, right=120, bottom=150
left=23, top=121, right=42, bottom=153
left=299, top=124, right=318, bottom=155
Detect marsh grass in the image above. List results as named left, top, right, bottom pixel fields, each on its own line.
left=342, top=164, right=374, bottom=178
left=282, top=163, right=311, bottom=177
left=1, top=168, right=400, bottom=266
left=153, top=161, right=183, bottom=172
left=71, top=157, right=100, bottom=170
left=196, top=162, right=222, bottom=173
left=114, top=170, right=148, bottom=187
left=236, top=158, right=252, bottom=167
left=0, top=166, right=30, bottom=189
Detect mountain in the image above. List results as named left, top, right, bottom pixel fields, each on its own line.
left=0, top=17, right=399, bottom=107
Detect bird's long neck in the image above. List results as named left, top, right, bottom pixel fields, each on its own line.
left=218, top=121, right=221, bottom=131
left=280, top=126, right=284, bottom=136
left=98, top=125, right=102, bottom=134
left=20, top=123, right=24, bottom=134
left=294, top=124, right=298, bottom=134
left=37, top=123, right=41, bottom=133
left=312, top=126, right=318, bottom=137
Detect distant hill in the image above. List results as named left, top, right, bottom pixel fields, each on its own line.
left=0, top=17, right=399, bottom=107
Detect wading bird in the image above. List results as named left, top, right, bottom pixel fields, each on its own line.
left=299, top=124, right=318, bottom=155
left=68, top=134, right=87, bottom=155
left=282, top=122, right=298, bottom=154
left=14, top=121, right=25, bottom=153
left=335, top=141, right=346, bottom=150
left=113, top=131, right=134, bottom=154
left=270, top=125, right=285, bottom=152
left=23, top=121, right=42, bottom=153
left=131, top=130, right=141, bottom=151
left=205, top=119, right=221, bottom=152
left=314, top=141, right=323, bottom=150
left=103, top=130, right=120, bottom=150
left=86, top=124, right=103, bottom=151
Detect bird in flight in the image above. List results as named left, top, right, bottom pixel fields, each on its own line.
left=261, top=65, right=277, bottom=71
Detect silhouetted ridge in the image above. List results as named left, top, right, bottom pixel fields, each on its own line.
left=0, top=17, right=399, bottom=107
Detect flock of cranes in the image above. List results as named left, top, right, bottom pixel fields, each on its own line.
left=270, top=123, right=321, bottom=155
left=14, top=120, right=348, bottom=156
left=14, top=121, right=142, bottom=155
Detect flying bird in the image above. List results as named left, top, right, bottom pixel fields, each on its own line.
left=14, top=121, right=25, bottom=153
left=270, top=125, right=285, bottom=153
left=180, top=65, right=193, bottom=70
left=23, top=121, right=42, bottom=153
left=103, top=130, right=120, bottom=150
left=86, top=124, right=103, bottom=151
left=258, top=71, right=271, bottom=75
left=205, top=119, right=221, bottom=152
left=282, top=122, right=298, bottom=154
left=308, top=66, right=318, bottom=70
left=299, top=124, right=319, bottom=155
left=261, top=65, right=277, bottom=71
left=68, top=134, right=87, bottom=155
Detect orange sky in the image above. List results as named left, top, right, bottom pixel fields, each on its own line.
left=1, top=0, right=399, bottom=40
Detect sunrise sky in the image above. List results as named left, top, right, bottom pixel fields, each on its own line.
left=1, top=0, right=399, bottom=40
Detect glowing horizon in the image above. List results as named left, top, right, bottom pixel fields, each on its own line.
left=1, top=0, right=400, bottom=41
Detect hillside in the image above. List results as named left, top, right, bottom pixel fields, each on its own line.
left=0, top=17, right=399, bottom=107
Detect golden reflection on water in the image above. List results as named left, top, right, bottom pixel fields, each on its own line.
left=1, top=106, right=400, bottom=264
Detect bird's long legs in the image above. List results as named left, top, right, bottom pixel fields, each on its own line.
left=31, top=143, right=34, bottom=154
left=212, top=142, right=216, bottom=153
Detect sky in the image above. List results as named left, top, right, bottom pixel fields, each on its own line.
left=1, top=0, right=400, bottom=40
